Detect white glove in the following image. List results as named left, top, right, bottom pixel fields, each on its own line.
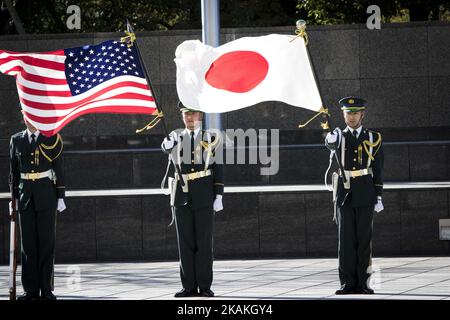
left=162, top=133, right=179, bottom=150
left=8, top=199, right=18, bottom=215
left=325, top=132, right=337, bottom=144
left=162, top=139, right=174, bottom=150
left=213, top=195, right=223, bottom=212
left=57, top=198, right=67, bottom=213
left=374, top=197, right=384, bottom=213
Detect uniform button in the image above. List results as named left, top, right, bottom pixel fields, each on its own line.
left=31, top=153, right=34, bottom=156
left=31, top=161, right=34, bottom=164
left=352, top=167, right=356, bottom=170
left=191, top=168, right=195, bottom=172
left=192, top=151, right=195, bottom=154
left=191, top=160, right=194, bottom=163
left=354, top=150, right=357, bottom=153
left=353, top=158, right=357, bottom=161
left=31, top=170, right=35, bottom=173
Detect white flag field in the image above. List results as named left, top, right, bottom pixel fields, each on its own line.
left=175, top=34, right=323, bottom=113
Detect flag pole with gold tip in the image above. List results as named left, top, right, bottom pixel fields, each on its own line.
left=293, top=19, right=347, bottom=182
left=122, top=20, right=185, bottom=186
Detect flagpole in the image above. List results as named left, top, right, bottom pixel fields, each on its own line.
left=124, top=20, right=185, bottom=186
left=295, top=20, right=347, bottom=182
left=201, top=0, right=222, bottom=132
left=125, top=21, right=169, bottom=136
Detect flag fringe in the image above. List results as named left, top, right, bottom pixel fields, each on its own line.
left=120, top=31, right=136, bottom=48
left=135, top=111, right=164, bottom=133
left=290, top=21, right=309, bottom=45
left=298, top=106, right=330, bottom=129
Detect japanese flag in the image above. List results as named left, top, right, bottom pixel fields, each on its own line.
left=175, top=34, right=322, bottom=113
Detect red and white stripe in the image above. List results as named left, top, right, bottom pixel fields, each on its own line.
left=0, top=49, right=156, bottom=136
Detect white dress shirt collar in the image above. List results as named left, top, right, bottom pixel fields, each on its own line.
left=27, top=129, right=40, bottom=144
left=185, top=127, right=201, bottom=139
left=346, top=126, right=362, bottom=138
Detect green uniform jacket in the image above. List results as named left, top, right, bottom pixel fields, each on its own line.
left=9, top=131, right=65, bottom=211
left=162, top=129, right=224, bottom=210
left=327, top=127, right=384, bottom=208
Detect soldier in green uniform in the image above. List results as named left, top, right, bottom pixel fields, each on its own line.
left=9, top=116, right=66, bottom=300
left=161, top=101, right=224, bottom=298
left=325, top=97, right=384, bottom=295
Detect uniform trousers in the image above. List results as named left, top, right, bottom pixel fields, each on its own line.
left=19, top=195, right=57, bottom=293
left=337, top=196, right=374, bottom=289
left=174, top=201, right=214, bottom=291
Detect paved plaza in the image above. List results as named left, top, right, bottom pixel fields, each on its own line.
left=1, top=257, right=450, bottom=300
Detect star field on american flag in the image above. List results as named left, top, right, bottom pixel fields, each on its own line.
left=0, top=38, right=156, bottom=136
left=65, top=40, right=144, bottom=95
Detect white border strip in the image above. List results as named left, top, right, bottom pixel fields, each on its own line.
left=1, top=182, right=449, bottom=199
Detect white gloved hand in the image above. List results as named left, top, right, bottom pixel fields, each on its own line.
left=9, top=199, right=18, bottom=215
left=162, top=137, right=175, bottom=150
left=374, top=197, right=384, bottom=213
left=57, top=198, right=67, bottom=213
left=325, top=132, right=337, bottom=144
left=213, top=195, right=223, bottom=212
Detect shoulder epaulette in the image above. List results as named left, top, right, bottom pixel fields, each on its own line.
left=11, top=131, right=24, bottom=139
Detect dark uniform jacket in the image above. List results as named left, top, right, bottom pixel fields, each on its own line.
left=9, top=131, right=65, bottom=211
left=328, top=127, right=384, bottom=208
left=162, top=129, right=224, bottom=210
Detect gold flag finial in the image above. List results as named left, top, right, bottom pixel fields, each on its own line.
left=120, top=30, right=136, bottom=48
left=320, top=121, right=329, bottom=130
left=121, top=21, right=136, bottom=48
left=290, top=19, right=308, bottom=45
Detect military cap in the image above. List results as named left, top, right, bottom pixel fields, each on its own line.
left=177, top=101, right=201, bottom=113
left=339, top=96, right=367, bottom=112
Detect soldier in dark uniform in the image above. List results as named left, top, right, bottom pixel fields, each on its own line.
left=161, top=101, right=224, bottom=298
left=9, top=116, right=66, bottom=300
left=325, top=97, right=384, bottom=295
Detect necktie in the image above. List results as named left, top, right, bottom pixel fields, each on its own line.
left=352, top=130, right=358, bottom=139
left=30, top=133, right=36, bottom=150
left=190, top=131, right=195, bottom=162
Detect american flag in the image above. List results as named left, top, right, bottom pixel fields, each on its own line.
left=0, top=39, right=157, bottom=136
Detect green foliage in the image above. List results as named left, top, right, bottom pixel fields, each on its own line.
left=296, top=0, right=450, bottom=25
left=0, top=0, right=299, bottom=34
left=10, top=0, right=198, bottom=33
left=1, top=0, right=448, bottom=34
left=220, top=0, right=298, bottom=28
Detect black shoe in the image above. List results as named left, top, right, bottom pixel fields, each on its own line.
left=199, top=289, right=214, bottom=297
left=41, top=290, right=57, bottom=300
left=335, top=285, right=357, bottom=295
left=17, top=292, right=40, bottom=301
left=174, top=289, right=198, bottom=298
left=358, top=286, right=374, bottom=294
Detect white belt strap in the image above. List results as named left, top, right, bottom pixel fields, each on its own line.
left=160, top=154, right=172, bottom=194
left=324, top=128, right=342, bottom=192
left=341, top=134, right=346, bottom=169
left=180, top=169, right=212, bottom=182
left=324, top=150, right=334, bottom=192
left=343, top=168, right=373, bottom=178
left=367, top=131, right=373, bottom=168
left=203, top=131, right=212, bottom=171
left=341, top=135, right=351, bottom=189
left=20, top=169, right=55, bottom=181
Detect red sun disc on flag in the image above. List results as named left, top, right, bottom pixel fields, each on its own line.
left=204, top=51, right=269, bottom=93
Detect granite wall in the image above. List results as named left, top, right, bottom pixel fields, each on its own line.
left=1, top=189, right=449, bottom=265
left=1, top=22, right=450, bottom=143
left=0, top=22, right=449, bottom=264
